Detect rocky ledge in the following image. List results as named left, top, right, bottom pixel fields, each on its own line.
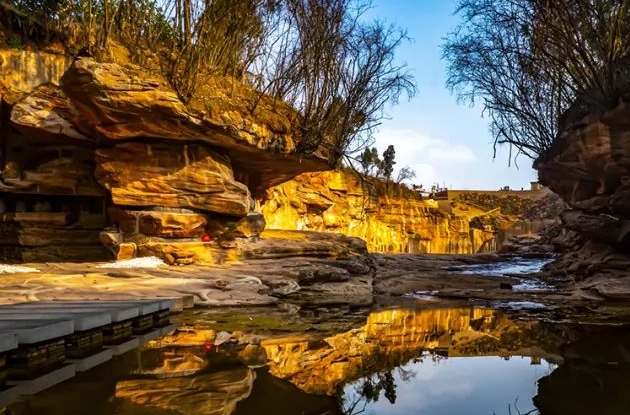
left=0, top=56, right=335, bottom=263
left=536, top=93, right=630, bottom=301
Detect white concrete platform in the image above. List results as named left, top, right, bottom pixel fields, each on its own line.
left=0, top=331, right=18, bottom=353
left=0, top=311, right=109, bottom=331
left=0, top=319, right=74, bottom=344
left=106, top=337, right=139, bottom=355
left=0, top=300, right=179, bottom=407
left=8, top=364, right=76, bottom=395
left=22, top=299, right=164, bottom=316
left=69, top=349, right=114, bottom=372
left=77, top=300, right=162, bottom=315
left=8, top=302, right=139, bottom=322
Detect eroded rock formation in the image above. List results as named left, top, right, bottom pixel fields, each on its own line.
left=536, top=98, right=630, bottom=299
left=261, top=170, right=498, bottom=254
left=0, top=53, right=334, bottom=263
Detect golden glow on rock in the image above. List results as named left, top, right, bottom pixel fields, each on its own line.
left=262, top=171, right=496, bottom=254
left=0, top=50, right=71, bottom=93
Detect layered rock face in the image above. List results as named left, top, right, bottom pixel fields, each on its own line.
left=536, top=99, right=630, bottom=298
left=0, top=49, right=71, bottom=93
left=261, top=170, right=496, bottom=254
left=0, top=53, right=332, bottom=263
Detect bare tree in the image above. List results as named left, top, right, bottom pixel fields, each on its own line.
left=252, top=0, right=416, bottom=165
left=443, top=0, right=630, bottom=165
left=8, top=0, right=415, bottom=165
left=395, top=166, right=416, bottom=184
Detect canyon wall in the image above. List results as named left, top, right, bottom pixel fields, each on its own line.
left=0, top=49, right=71, bottom=92
left=261, top=171, right=497, bottom=254
left=0, top=50, right=334, bottom=263
left=536, top=94, right=630, bottom=299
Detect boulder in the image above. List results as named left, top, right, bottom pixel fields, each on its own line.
left=115, top=242, right=137, bottom=261
left=232, top=213, right=266, bottom=238
left=95, top=142, right=250, bottom=216
left=61, top=58, right=331, bottom=192
left=10, top=83, right=91, bottom=145
left=108, top=208, right=209, bottom=238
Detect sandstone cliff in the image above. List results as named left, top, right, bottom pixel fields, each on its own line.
left=0, top=51, right=335, bottom=263
left=536, top=94, right=630, bottom=299
left=0, top=48, right=543, bottom=266
left=261, top=170, right=504, bottom=254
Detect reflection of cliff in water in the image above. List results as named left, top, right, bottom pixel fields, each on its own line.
left=5, top=307, right=630, bottom=415
left=262, top=307, right=564, bottom=396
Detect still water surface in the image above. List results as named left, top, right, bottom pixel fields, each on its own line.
left=6, top=304, right=630, bottom=415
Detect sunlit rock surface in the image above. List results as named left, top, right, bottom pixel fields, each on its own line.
left=61, top=57, right=331, bottom=191
left=10, top=83, right=90, bottom=145
left=0, top=229, right=374, bottom=306
left=0, top=49, right=71, bottom=93
left=95, top=142, right=251, bottom=216
left=261, top=170, right=496, bottom=254
left=0, top=54, right=341, bottom=262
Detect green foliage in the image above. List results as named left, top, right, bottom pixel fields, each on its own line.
left=358, top=147, right=381, bottom=176
left=379, top=144, right=395, bottom=180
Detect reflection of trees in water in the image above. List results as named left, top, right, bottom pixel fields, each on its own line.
left=340, top=350, right=447, bottom=415
left=491, top=397, right=539, bottom=415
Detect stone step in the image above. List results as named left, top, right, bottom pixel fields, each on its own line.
left=5, top=303, right=139, bottom=322
left=0, top=319, right=74, bottom=344
left=0, top=311, right=109, bottom=331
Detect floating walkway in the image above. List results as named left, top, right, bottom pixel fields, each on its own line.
left=0, top=297, right=192, bottom=406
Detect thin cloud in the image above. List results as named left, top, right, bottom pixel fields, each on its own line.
left=373, top=128, right=477, bottom=187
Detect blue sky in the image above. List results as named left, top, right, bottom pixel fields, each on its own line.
left=367, top=0, right=538, bottom=190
